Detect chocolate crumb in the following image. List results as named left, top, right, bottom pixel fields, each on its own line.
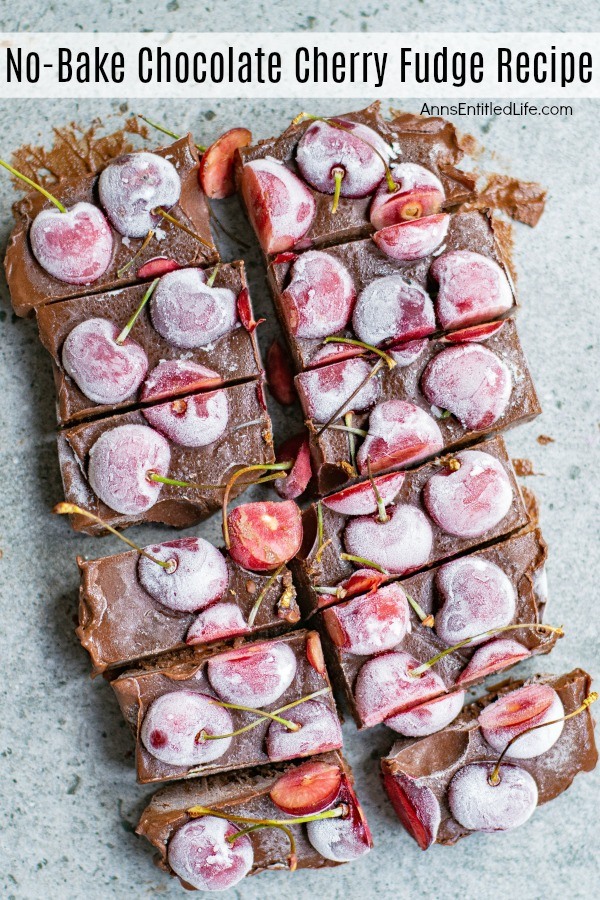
left=537, top=434, right=555, bottom=445
left=464, top=173, right=547, bottom=227
left=512, top=458, right=540, bottom=477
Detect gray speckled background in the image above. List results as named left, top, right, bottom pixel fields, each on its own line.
left=0, top=4, right=598, bottom=899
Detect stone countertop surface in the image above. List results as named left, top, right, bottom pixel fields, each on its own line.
left=0, top=3, right=599, bottom=899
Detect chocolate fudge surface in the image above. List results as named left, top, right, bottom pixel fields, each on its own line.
left=292, top=434, right=530, bottom=606
left=137, top=751, right=364, bottom=882
left=299, top=318, right=541, bottom=495
left=112, top=630, right=341, bottom=784
left=77, top=545, right=298, bottom=675
left=236, top=103, right=476, bottom=256
left=319, top=528, right=557, bottom=728
left=5, top=135, right=218, bottom=317
left=381, top=670, right=598, bottom=847
left=37, top=260, right=263, bottom=426
left=268, top=210, right=515, bottom=373
left=58, top=379, right=274, bottom=533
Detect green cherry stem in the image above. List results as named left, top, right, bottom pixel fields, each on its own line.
left=137, top=114, right=207, bottom=153
left=340, top=552, right=388, bottom=574
left=222, top=462, right=293, bottom=549
left=409, top=623, right=565, bottom=678
left=327, top=424, right=368, bottom=437
left=116, top=228, right=156, bottom=278
left=323, top=336, right=397, bottom=369
left=366, top=458, right=388, bottom=524
left=331, top=167, right=344, bottom=214
left=315, top=358, right=385, bottom=438
left=247, top=564, right=285, bottom=628
left=52, top=503, right=171, bottom=568
left=116, top=278, right=159, bottom=344
left=195, top=687, right=331, bottom=743
left=206, top=263, right=220, bottom=288
left=489, top=691, right=598, bottom=786
left=152, top=206, right=213, bottom=249
left=0, top=157, right=67, bottom=212
left=189, top=803, right=345, bottom=827
left=147, top=470, right=286, bottom=491
left=405, top=592, right=435, bottom=628
left=229, top=822, right=298, bottom=870
left=344, top=412, right=357, bottom=472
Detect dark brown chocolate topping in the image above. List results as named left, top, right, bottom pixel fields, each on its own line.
left=137, top=750, right=352, bottom=878
left=36, top=260, right=263, bottom=426
left=111, top=629, right=339, bottom=784
left=77, top=548, right=298, bottom=675
left=381, top=670, right=598, bottom=846
left=321, top=527, right=556, bottom=728
left=5, top=135, right=218, bottom=317
left=291, top=434, right=530, bottom=604
left=58, top=379, right=274, bottom=533
left=305, top=318, right=541, bottom=494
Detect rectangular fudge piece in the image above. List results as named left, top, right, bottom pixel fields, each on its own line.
left=5, top=135, right=218, bottom=317
left=318, top=528, right=558, bottom=729
left=381, top=670, right=597, bottom=848
left=77, top=540, right=299, bottom=675
left=291, top=434, right=530, bottom=610
left=236, top=102, right=475, bottom=258
left=37, top=260, right=263, bottom=425
left=58, top=379, right=274, bottom=533
left=111, top=630, right=342, bottom=784
left=268, top=210, right=515, bottom=373
left=137, top=751, right=372, bottom=888
left=297, top=318, right=541, bottom=495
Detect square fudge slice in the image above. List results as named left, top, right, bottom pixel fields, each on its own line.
left=291, top=434, right=530, bottom=611
left=318, top=528, right=559, bottom=729
left=296, top=318, right=540, bottom=495
left=381, top=669, right=597, bottom=848
left=37, top=260, right=263, bottom=426
left=58, top=379, right=273, bottom=533
left=77, top=538, right=299, bottom=676
left=268, top=210, right=515, bottom=372
left=236, top=102, right=476, bottom=258
left=5, top=135, right=218, bottom=317
left=111, top=630, right=342, bottom=785
left=136, top=751, right=372, bottom=889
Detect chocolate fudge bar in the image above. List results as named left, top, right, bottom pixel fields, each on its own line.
left=77, top=538, right=299, bottom=675
left=111, top=630, right=342, bottom=784
left=137, top=751, right=372, bottom=889
left=37, top=260, right=264, bottom=426
left=319, top=528, right=558, bottom=729
left=296, top=318, right=540, bottom=495
left=268, top=210, right=515, bottom=373
left=291, top=434, right=530, bottom=609
left=381, top=670, right=597, bottom=848
left=5, top=135, right=218, bottom=317
left=236, top=102, right=475, bottom=257
left=58, top=379, right=274, bottom=533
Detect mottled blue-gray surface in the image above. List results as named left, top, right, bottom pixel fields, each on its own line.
left=0, top=3, right=598, bottom=899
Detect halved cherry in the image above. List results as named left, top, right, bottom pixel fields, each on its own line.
left=440, top=321, right=506, bottom=344
left=431, top=250, right=513, bottom=330
left=370, top=163, right=445, bottom=230
left=198, top=127, right=252, bottom=199
left=373, top=214, right=450, bottom=261
left=275, top=433, right=312, bottom=500
left=322, top=472, right=405, bottom=516
left=270, top=760, right=342, bottom=816
left=306, top=630, right=327, bottom=675
left=338, top=568, right=386, bottom=598
left=357, top=400, right=444, bottom=474
left=241, top=158, right=316, bottom=254
left=281, top=250, right=356, bottom=339
left=382, top=771, right=441, bottom=850
left=266, top=340, right=296, bottom=406
left=456, top=638, right=530, bottom=685
left=136, top=257, right=180, bottom=279
left=308, top=341, right=365, bottom=369
left=227, top=500, right=303, bottom=571
left=478, top=683, right=564, bottom=759
left=141, top=359, right=222, bottom=403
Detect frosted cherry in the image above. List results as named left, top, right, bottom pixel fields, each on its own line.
left=30, top=202, right=113, bottom=284
left=357, top=400, right=444, bottom=474
left=241, top=158, right=316, bottom=253
left=435, top=556, right=517, bottom=646
left=207, top=641, right=297, bottom=707
left=137, top=537, right=229, bottom=613
left=432, top=250, right=513, bottom=330
left=186, top=603, right=249, bottom=646
left=385, top=690, right=465, bottom=737
left=344, top=503, right=433, bottom=575
left=322, top=472, right=405, bottom=516
left=296, top=357, right=380, bottom=422
left=322, top=583, right=410, bottom=656
left=167, top=816, right=253, bottom=891
left=140, top=690, right=233, bottom=766
left=98, top=151, right=180, bottom=238
left=448, top=763, right=538, bottom=832
left=354, top=650, right=446, bottom=727
left=352, top=275, right=436, bottom=347
left=456, top=639, right=530, bottom=685
left=370, top=163, right=445, bottom=229
left=382, top=771, right=441, bottom=849
left=281, top=250, right=356, bottom=339
left=142, top=388, right=229, bottom=448
left=296, top=119, right=389, bottom=197
left=373, top=214, right=450, bottom=261
left=478, top=684, right=564, bottom=758
left=266, top=700, right=343, bottom=761
left=149, top=268, right=238, bottom=349
left=141, top=359, right=222, bottom=403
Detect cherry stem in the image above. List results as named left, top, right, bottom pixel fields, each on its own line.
left=344, top=412, right=357, bottom=473
left=229, top=822, right=298, bottom=870
left=153, top=207, right=212, bottom=249
left=195, top=687, right=331, bottom=743
left=206, top=263, right=220, bottom=288
left=409, top=623, right=564, bottom=678
left=331, top=167, right=344, bottom=214
left=323, top=336, right=397, bottom=370
left=488, top=691, right=598, bottom=786
left=222, top=462, right=292, bottom=549
left=327, top=424, right=368, bottom=438
left=116, top=278, right=159, bottom=344
left=315, top=585, right=347, bottom=599
left=0, top=157, right=66, bottom=213
left=247, top=564, right=285, bottom=627
left=116, top=228, right=156, bottom=278
left=52, top=503, right=171, bottom=568
left=405, top=592, right=435, bottom=628
left=366, top=458, right=388, bottom=523
left=315, top=358, right=385, bottom=437
left=188, top=803, right=345, bottom=828
left=340, top=553, right=388, bottom=575
left=147, top=470, right=285, bottom=491
left=292, top=112, right=397, bottom=194
left=137, top=113, right=206, bottom=153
